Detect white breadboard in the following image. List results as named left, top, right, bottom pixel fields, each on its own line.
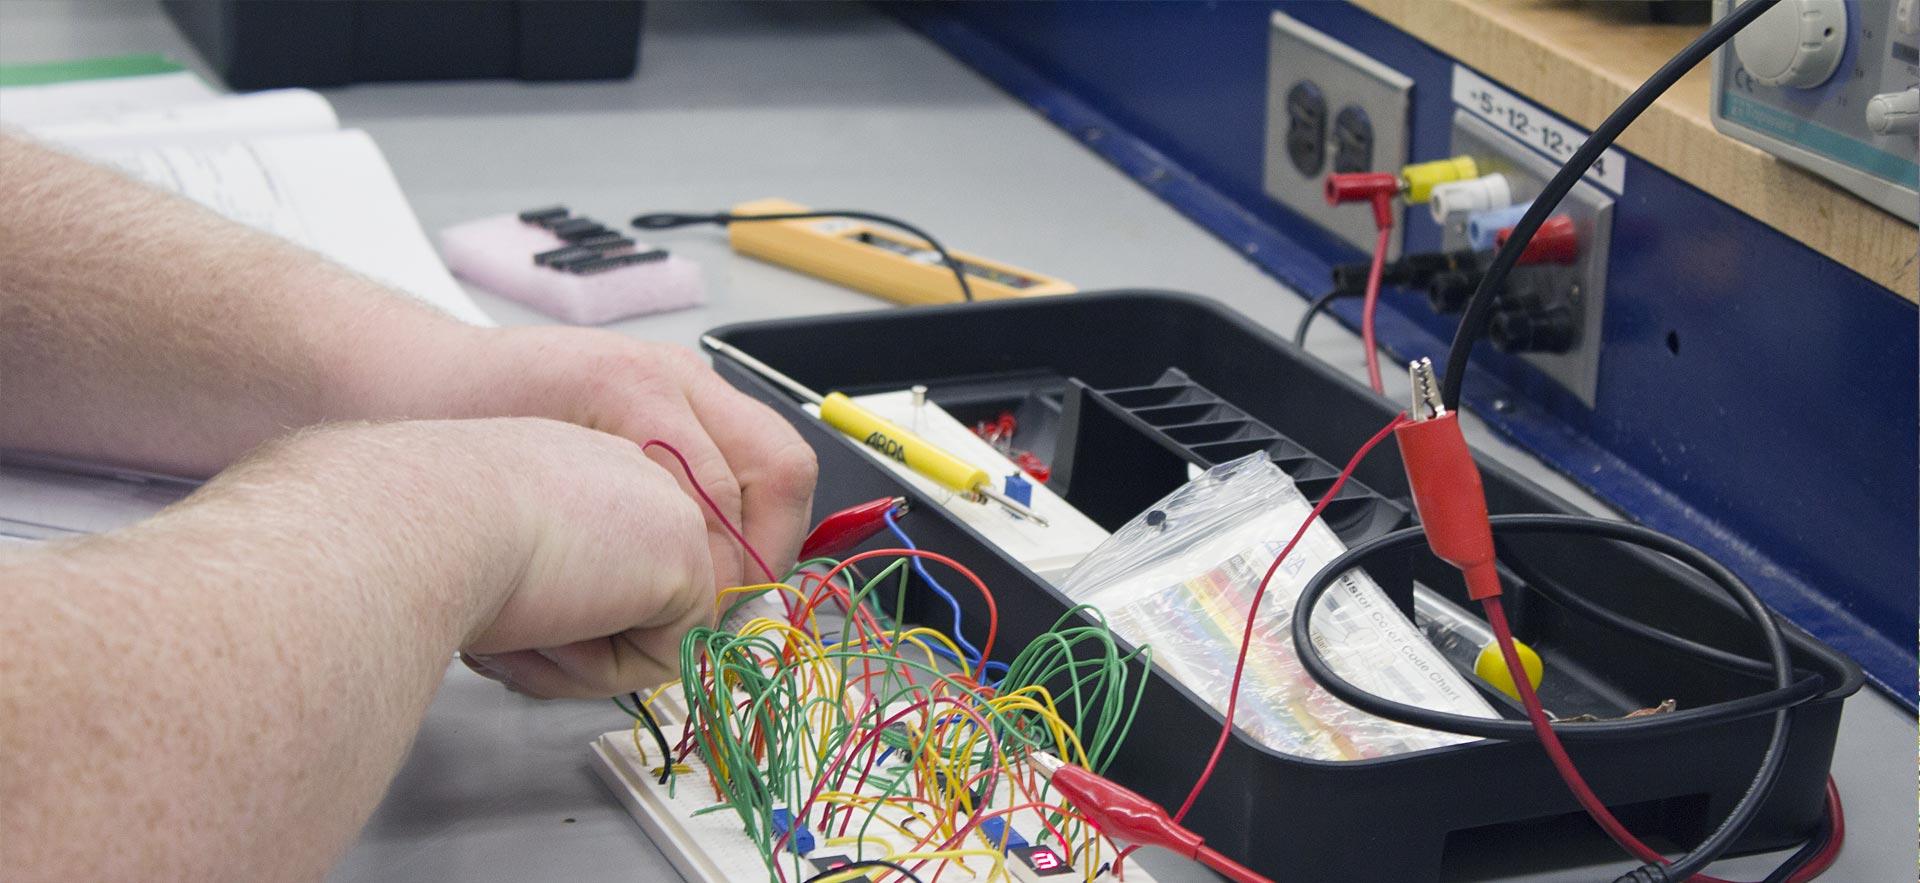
left=590, top=695, right=1158, bottom=883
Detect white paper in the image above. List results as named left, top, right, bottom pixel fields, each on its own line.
left=0, top=71, right=494, bottom=539
left=0, top=456, right=196, bottom=541
left=23, top=89, right=340, bottom=152
left=0, top=70, right=218, bottom=126
left=3, top=71, right=489, bottom=325
left=90, top=130, right=493, bottom=326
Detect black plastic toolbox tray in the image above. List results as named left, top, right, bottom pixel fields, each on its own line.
left=707, top=290, right=1860, bottom=882
left=1054, top=366, right=1411, bottom=546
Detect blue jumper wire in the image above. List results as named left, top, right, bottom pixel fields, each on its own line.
left=882, top=507, right=1008, bottom=681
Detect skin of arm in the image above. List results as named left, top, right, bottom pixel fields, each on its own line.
left=0, top=417, right=716, bottom=881
left=0, top=132, right=818, bottom=596
left=0, top=133, right=823, bottom=876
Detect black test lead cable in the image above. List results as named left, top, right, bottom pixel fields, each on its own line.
left=1412, top=2, right=1801, bottom=877
left=629, top=691, right=674, bottom=784
left=1290, top=516, right=1813, bottom=883
left=1438, top=0, right=1780, bottom=411
left=1293, top=288, right=1349, bottom=348
left=632, top=209, right=976, bottom=302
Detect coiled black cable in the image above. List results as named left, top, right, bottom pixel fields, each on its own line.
left=1292, top=288, right=1348, bottom=347
left=1291, top=515, right=1811, bottom=882
left=1758, top=797, right=1835, bottom=883
left=1501, top=553, right=1780, bottom=678
left=632, top=209, right=975, bottom=302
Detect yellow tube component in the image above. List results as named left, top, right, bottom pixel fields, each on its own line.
left=1401, top=155, right=1480, bottom=204
left=819, top=392, right=988, bottom=494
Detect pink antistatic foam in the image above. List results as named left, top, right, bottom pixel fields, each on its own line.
left=438, top=214, right=704, bottom=325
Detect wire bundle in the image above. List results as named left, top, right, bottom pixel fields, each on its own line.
left=628, top=518, right=1151, bottom=883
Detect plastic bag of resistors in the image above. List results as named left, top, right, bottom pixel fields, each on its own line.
left=1058, top=454, right=1496, bottom=760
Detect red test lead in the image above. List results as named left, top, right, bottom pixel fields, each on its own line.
left=1039, top=759, right=1272, bottom=883
left=1393, top=357, right=1501, bottom=601
left=1324, top=171, right=1399, bottom=229
left=1323, top=171, right=1401, bottom=393
left=1387, top=358, right=1838, bottom=883
left=797, top=496, right=907, bottom=562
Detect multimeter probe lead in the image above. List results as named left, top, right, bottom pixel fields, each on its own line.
left=700, top=335, right=1047, bottom=526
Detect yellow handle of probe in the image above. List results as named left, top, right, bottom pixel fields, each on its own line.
left=819, top=392, right=988, bottom=493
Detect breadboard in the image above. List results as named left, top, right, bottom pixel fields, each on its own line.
left=590, top=694, right=1158, bottom=883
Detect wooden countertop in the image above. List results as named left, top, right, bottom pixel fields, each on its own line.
left=1353, top=0, right=1917, bottom=301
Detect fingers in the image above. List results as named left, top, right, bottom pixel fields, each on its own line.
left=464, top=604, right=705, bottom=699
left=474, top=331, right=814, bottom=589
left=459, top=330, right=754, bottom=594
left=594, top=345, right=813, bottom=587
left=633, top=398, right=749, bottom=594
left=464, top=421, right=716, bottom=654
left=464, top=637, right=664, bottom=700
left=678, top=364, right=818, bottom=578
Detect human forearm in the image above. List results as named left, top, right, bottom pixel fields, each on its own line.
left=1, top=417, right=714, bottom=881
left=0, top=131, right=817, bottom=591
left=0, top=133, right=469, bottom=475
left=0, top=422, right=523, bottom=880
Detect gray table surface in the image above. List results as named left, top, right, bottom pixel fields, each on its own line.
left=2, top=2, right=1911, bottom=881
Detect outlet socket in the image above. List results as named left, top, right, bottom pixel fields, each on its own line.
left=1262, top=12, right=1410, bottom=259
left=1441, top=112, right=1612, bottom=408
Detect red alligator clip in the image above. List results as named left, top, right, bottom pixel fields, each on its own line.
left=798, top=496, right=908, bottom=562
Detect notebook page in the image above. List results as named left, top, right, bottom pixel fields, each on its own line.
left=91, top=130, right=493, bottom=326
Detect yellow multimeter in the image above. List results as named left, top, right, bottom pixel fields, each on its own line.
left=724, top=198, right=1076, bottom=306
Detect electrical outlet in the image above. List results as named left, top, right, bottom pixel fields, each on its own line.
left=1440, top=111, right=1612, bottom=407
left=1262, top=12, right=1410, bottom=259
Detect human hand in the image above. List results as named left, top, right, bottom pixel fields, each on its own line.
left=0, top=417, right=722, bottom=883
left=278, top=417, right=719, bottom=698
left=375, top=324, right=819, bottom=595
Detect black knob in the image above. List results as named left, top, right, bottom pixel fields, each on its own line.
left=1331, top=260, right=1417, bottom=294
left=1490, top=307, right=1578, bottom=353
left=1398, top=251, right=1457, bottom=289
left=1427, top=270, right=1480, bottom=314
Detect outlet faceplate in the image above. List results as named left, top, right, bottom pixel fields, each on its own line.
left=1263, top=12, right=1410, bottom=259
left=1442, top=111, right=1612, bottom=408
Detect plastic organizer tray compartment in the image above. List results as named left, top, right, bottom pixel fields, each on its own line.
left=874, top=369, right=1072, bottom=467
left=705, top=291, right=1861, bottom=882
left=1063, top=367, right=1411, bottom=547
